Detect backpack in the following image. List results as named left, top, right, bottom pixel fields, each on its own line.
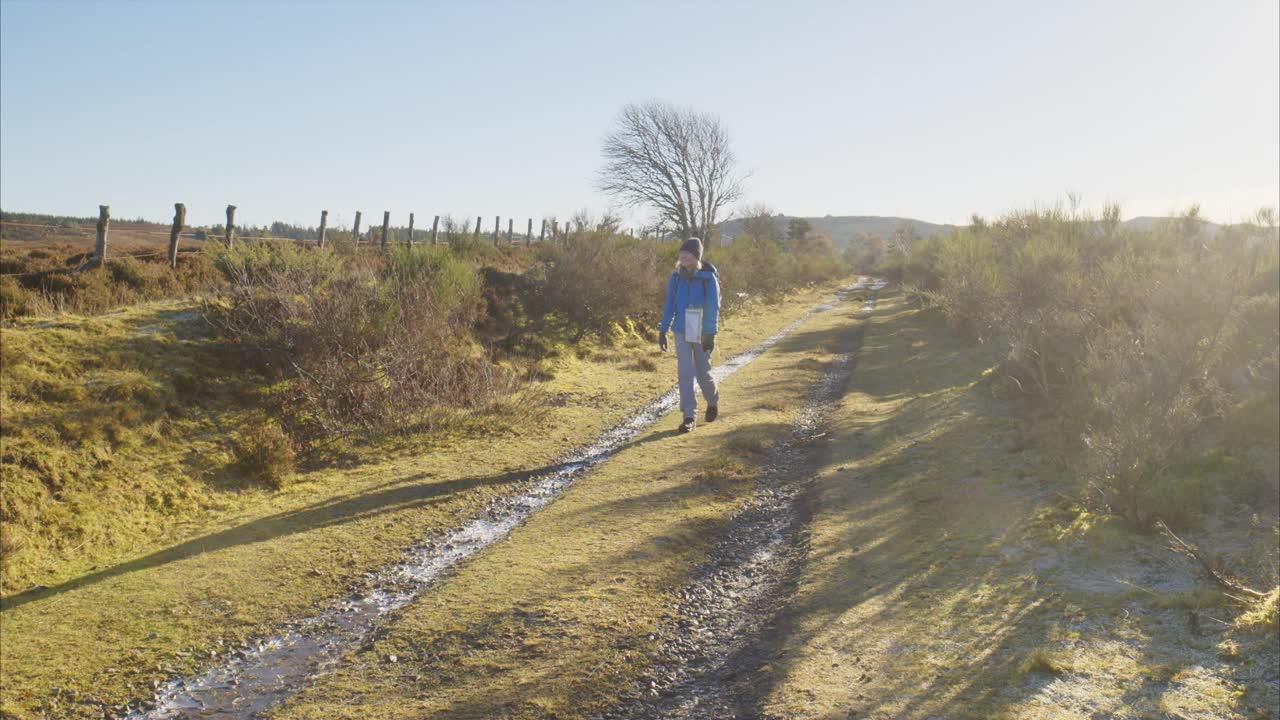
left=700, top=261, right=720, bottom=300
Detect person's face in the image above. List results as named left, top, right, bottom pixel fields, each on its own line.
left=678, top=251, right=698, bottom=268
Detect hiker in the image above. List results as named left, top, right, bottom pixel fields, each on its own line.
left=658, top=237, right=720, bottom=433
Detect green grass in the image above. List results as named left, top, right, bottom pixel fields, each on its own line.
left=0, top=302, right=253, bottom=595
left=0, top=280, right=852, bottom=719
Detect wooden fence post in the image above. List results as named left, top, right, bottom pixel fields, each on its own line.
left=381, top=210, right=390, bottom=249
left=527, top=218, right=533, bottom=246
left=474, top=215, right=482, bottom=238
left=507, top=218, right=513, bottom=244
left=431, top=215, right=440, bottom=245
left=539, top=218, right=547, bottom=244
left=353, top=211, right=363, bottom=245
left=225, top=205, right=236, bottom=247
left=493, top=215, right=500, bottom=244
left=94, top=204, right=110, bottom=265
left=318, top=210, right=328, bottom=248
left=168, top=202, right=185, bottom=269
left=407, top=212, right=415, bottom=246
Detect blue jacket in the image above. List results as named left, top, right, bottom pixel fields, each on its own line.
left=660, top=262, right=720, bottom=338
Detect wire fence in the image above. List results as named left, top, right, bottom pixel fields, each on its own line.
left=1, top=220, right=256, bottom=243
left=1, top=217, right=641, bottom=247
left=2, top=204, right=663, bottom=281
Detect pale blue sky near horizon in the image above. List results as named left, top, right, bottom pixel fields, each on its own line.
left=1, top=0, right=1277, bottom=229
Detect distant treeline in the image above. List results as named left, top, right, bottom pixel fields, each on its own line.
left=1, top=210, right=156, bottom=227
left=0, top=210, right=322, bottom=242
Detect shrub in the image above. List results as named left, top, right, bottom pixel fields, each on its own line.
left=898, top=235, right=945, bottom=291
left=511, top=225, right=849, bottom=346
left=208, top=245, right=508, bottom=443
left=1219, top=292, right=1280, bottom=398
left=534, top=231, right=662, bottom=341
left=915, top=204, right=1279, bottom=530
left=0, top=276, right=33, bottom=319
left=927, top=229, right=1003, bottom=341
left=476, top=267, right=549, bottom=355
left=108, top=256, right=152, bottom=290
left=441, top=216, right=494, bottom=261
left=996, top=235, right=1094, bottom=400
left=386, top=244, right=483, bottom=321
left=713, top=228, right=848, bottom=313
left=715, top=234, right=792, bottom=301
left=45, top=266, right=118, bottom=315
left=0, top=245, right=225, bottom=320
left=232, top=419, right=297, bottom=489
left=1070, top=259, right=1229, bottom=521
left=208, top=239, right=340, bottom=288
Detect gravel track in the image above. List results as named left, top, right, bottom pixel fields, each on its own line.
left=603, top=282, right=880, bottom=720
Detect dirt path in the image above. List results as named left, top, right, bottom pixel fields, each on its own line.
left=260, top=277, right=874, bottom=719
left=120, top=284, right=868, bottom=720
left=601, top=285, right=879, bottom=720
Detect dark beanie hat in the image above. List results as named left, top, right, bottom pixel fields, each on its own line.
left=679, top=237, right=703, bottom=259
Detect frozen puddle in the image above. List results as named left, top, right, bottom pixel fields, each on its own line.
left=124, top=282, right=871, bottom=719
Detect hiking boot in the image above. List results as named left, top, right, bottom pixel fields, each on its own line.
left=678, top=417, right=696, bottom=434
left=705, top=405, right=719, bottom=423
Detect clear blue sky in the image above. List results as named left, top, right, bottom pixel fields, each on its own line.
left=2, top=0, right=1277, bottom=228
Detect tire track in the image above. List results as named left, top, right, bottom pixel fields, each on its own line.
left=604, top=281, right=883, bottom=720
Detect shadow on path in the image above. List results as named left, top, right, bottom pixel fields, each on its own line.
left=1, top=467, right=532, bottom=612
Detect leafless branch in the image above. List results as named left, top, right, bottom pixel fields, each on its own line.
left=599, top=100, right=744, bottom=241
left=1155, top=519, right=1269, bottom=601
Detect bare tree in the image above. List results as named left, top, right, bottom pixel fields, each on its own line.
left=738, top=203, right=783, bottom=245
left=888, top=221, right=920, bottom=257
left=599, top=101, right=745, bottom=241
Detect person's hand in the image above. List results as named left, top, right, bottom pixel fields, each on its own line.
left=659, top=333, right=669, bottom=352
left=702, top=334, right=715, bottom=354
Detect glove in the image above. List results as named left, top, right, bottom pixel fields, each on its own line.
left=659, top=333, right=669, bottom=352
left=702, top=334, right=715, bottom=354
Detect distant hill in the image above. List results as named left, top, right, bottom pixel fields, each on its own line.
left=718, top=213, right=1278, bottom=248
left=1094, top=216, right=1278, bottom=244
left=1119, top=215, right=1239, bottom=238
left=718, top=215, right=957, bottom=248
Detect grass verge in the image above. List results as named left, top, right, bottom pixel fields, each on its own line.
left=756, top=294, right=1278, bottom=720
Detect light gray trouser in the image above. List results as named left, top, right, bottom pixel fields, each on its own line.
left=676, top=337, right=719, bottom=419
